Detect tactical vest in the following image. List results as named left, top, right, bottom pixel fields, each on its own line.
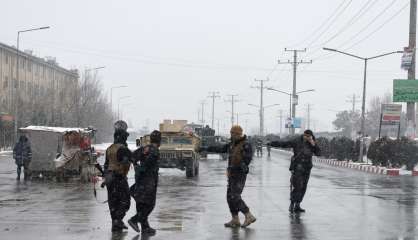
left=107, top=143, right=130, bottom=176
left=230, top=141, right=245, bottom=166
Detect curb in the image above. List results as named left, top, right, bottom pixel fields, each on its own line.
left=312, top=158, right=418, bottom=176
left=273, top=148, right=416, bottom=177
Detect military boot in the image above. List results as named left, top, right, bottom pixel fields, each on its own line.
left=224, top=214, right=241, bottom=228
left=294, top=203, right=306, bottom=213
left=141, top=221, right=156, bottom=235
left=241, top=211, right=256, bottom=228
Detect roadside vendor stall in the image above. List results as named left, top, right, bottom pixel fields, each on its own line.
left=19, top=126, right=100, bottom=181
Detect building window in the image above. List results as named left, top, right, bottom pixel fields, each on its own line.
left=20, top=59, right=25, bottom=69
left=5, top=54, right=8, bottom=64
left=28, top=62, right=32, bottom=72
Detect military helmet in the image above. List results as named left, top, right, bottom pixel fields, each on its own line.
left=114, top=120, right=128, bottom=132
left=150, top=130, right=162, bottom=144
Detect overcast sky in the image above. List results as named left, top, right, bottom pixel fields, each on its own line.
left=0, top=0, right=412, bottom=134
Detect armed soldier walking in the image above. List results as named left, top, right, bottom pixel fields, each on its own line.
left=203, top=125, right=256, bottom=228
left=128, top=130, right=161, bottom=235
left=104, top=120, right=132, bottom=232
left=268, top=129, right=320, bottom=213
left=13, top=135, right=32, bottom=181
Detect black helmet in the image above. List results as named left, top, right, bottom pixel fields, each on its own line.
left=114, top=120, right=128, bottom=132
left=150, top=130, right=162, bottom=144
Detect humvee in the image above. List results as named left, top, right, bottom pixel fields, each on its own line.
left=140, top=131, right=200, bottom=178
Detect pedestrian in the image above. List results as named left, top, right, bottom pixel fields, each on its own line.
left=268, top=129, right=320, bottom=213
left=103, top=120, right=132, bottom=232
left=13, top=135, right=32, bottom=181
left=128, top=130, right=161, bottom=235
left=256, top=139, right=263, bottom=157
left=203, top=125, right=256, bottom=228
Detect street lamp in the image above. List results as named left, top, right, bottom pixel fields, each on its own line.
left=14, top=26, right=50, bottom=140
left=323, top=47, right=402, bottom=162
left=110, top=85, right=128, bottom=120
left=117, top=96, right=131, bottom=120
left=267, top=87, right=314, bottom=134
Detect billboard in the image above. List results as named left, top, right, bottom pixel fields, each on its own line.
left=393, top=79, right=418, bottom=102
left=381, top=104, right=402, bottom=126
left=285, top=117, right=302, bottom=129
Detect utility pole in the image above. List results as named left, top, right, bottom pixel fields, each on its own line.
left=278, top=109, right=283, bottom=136
left=278, top=48, right=312, bottom=134
left=347, top=94, right=360, bottom=139
left=252, top=79, right=269, bottom=136
left=208, top=91, right=220, bottom=129
left=407, top=0, right=417, bottom=137
left=200, top=100, right=206, bottom=125
left=306, top=104, right=312, bottom=130
left=226, top=94, right=238, bottom=127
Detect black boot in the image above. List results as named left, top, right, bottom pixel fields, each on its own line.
left=294, top=203, right=305, bottom=213
left=141, top=221, right=156, bottom=235
left=128, top=217, right=140, bottom=233
left=16, top=174, right=20, bottom=181
left=289, top=202, right=295, bottom=213
left=121, top=221, right=128, bottom=230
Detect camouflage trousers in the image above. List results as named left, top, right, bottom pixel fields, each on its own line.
left=227, top=173, right=249, bottom=215
left=106, top=175, right=130, bottom=221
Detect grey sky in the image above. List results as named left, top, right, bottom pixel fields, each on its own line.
left=0, top=0, right=411, bottom=134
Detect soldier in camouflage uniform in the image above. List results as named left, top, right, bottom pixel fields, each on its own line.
left=128, top=130, right=161, bottom=235
left=104, top=121, right=132, bottom=232
left=204, top=125, right=256, bottom=228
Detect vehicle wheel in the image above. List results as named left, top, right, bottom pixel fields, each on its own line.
left=194, top=162, right=199, bottom=176
left=186, top=162, right=195, bottom=178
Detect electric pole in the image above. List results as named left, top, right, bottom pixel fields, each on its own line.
left=278, top=109, right=283, bottom=136
left=252, top=79, right=269, bottom=136
left=200, top=100, right=206, bottom=125
left=306, top=104, right=312, bottom=130
left=226, top=94, right=239, bottom=127
left=208, top=91, right=220, bottom=130
left=407, top=0, right=417, bottom=137
left=278, top=48, right=312, bottom=134
left=347, top=94, right=360, bottom=139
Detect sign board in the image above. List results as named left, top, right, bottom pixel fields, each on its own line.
left=401, top=48, right=414, bottom=70
left=293, top=118, right=302, bottom=128
left=293, top=95, right=299, bottom=106
left=381, top=104, right=402, bottom=125
left=393, top=79, right=418, bottom=102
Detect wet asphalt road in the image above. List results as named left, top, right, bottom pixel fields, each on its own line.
left=1, top=148, right=418, bottom=240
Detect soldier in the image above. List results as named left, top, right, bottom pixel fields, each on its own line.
left=255, top=139, right=263, bottom=157
left=128, top=130, right=161, bottom=235
left=268, top=129, right=320, bottom=213
left=203, top=125, right=256, bottom=228
left=13, top=135, right=32, bottom=181
left=104, top=120, right=132, bottom=232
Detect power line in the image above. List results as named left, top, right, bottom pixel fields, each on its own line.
left=306, top=0, right=354, bottom=48
left=310, top=0, right=406, bottom=62
left=290, top=0, right=349, bottom=48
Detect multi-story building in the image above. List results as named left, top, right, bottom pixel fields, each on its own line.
left=0, top=41, right=79, bottom=114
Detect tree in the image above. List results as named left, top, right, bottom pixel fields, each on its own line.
left=332, top=110, right=360, bottom=138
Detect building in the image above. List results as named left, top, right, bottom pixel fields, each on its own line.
left=0, top=41, right=79, bottom=114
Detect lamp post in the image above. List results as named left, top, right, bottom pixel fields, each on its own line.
left=117, top=96, right=131, bottom=120
left=110, top=85, right=128, bottom=121
left=323, top=47, right=402, bottom=162
left=267, top=88, right=314, bottom=134
left=14, top=26, right=50, bottom=140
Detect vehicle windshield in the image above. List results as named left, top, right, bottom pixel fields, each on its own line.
left=172, top=137, right=192, bottom=145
